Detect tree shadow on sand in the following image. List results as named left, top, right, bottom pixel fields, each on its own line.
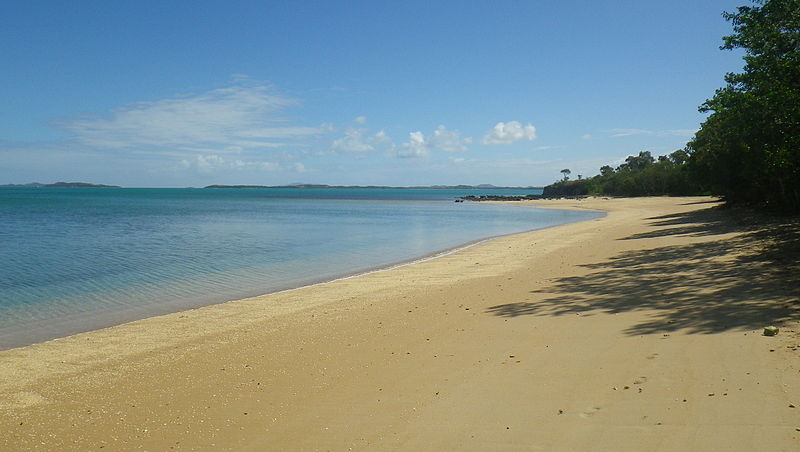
left=487, top=205, right=800, bottom=335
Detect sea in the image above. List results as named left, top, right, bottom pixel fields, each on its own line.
left=0, top=187, right=602, bottom=349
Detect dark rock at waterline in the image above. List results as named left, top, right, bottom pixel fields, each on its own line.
left=457, top=194, right=591, bottom=202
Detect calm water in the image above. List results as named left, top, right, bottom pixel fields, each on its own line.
left=0, top=187, right=601, bottom=349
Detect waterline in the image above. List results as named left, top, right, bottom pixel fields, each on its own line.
left=0, top=188, right=602, bottom=349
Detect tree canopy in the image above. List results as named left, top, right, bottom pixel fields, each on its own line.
left=688, top=0, right=800, bottom=212
left=542, top=149, right=703, bottom=197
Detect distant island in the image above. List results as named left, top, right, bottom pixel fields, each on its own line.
left=204, top=184, right=543, bottom=190
left=0, top=182, right=544, bottom=190
left=0, top=182, right=120, bottom=188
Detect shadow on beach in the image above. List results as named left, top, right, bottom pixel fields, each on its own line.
left=487, top=206, right=800, bottom=335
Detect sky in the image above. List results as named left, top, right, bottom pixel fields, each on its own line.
left=1, top=0, right=750, bottom=187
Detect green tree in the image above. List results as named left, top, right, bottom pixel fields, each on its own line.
left=574, top=149, right=703, bottom=197
left=623, top=151, right=655, bottom=171
left=689, top=0, right=800, bottom=211
left=669, top=149, right=690, bottom=166
left=560, top=168, right=571, bottom=181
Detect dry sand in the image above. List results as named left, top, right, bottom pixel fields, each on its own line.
left=1, top=196, right=798, bottom=451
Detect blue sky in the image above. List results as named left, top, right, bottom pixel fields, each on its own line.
left=1, top=0, right=748, bottom=187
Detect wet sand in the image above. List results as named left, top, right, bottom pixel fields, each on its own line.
left=1, top=196, right=798, bottom=451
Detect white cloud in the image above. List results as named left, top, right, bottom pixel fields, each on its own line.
left=609, top=128, right=651, bottom=138
left=428, top=125, right=471, bottom=153
left=391, top=125, right=471, bottom=158
left=58, top=82, right=324, bottom=153
left=259, top=161, right=282, bottom=171
left=397, top=131, right=428, bottom=158
left=581, top=134, right=593, bottom=140
left=354, top=116, right=367, bottom=124
left=292, top=162, right=307, bottom=173
left=196, top=154, right=226, bottom=172
left=180, top=154, right=283, bottom=173
left=483, top=121, right=537, bottom=144
left=331, top=129, right=374, bottom=152
left=331, top=128, right=393, bottom=153
left=373, top=130, right=390, bottom=143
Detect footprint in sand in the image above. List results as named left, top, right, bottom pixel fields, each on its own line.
left=580, top=406, right=602, bottom=418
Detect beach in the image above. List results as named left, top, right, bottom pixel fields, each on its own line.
left=1, top=196, right=798, bottom=450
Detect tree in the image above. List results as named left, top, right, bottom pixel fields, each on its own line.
left=624, top=151, right=655, bottom=171
left=560, top=168, right=571, bottom=181
left=688, top=0, right=800, bottom=211
left=669, top=149, right=690, bottom=166
left=572, top=150, right=704, bottom=197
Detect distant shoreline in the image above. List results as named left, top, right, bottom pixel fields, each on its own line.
left=0, top=181, right=120, bottom=188
left=204, top=184, right=545, bottom=190
left=1, top=182, right=545, bottom=190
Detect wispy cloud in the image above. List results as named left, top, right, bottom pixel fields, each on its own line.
left=483, top=121, right=537, bottom=145
left=608, top=128, right=651, bottom=138
left=331, top=128, right=392, bottom=153
left=609, top=128, right=697, bottom=138
left=180, top=154, right=280, bottom=172
left=179, top=154, right=310, bottom=174
left=58, top=82, right=324, bottom=153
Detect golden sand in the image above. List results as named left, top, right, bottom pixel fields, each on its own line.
left=1, top=197, right=798, bottom=451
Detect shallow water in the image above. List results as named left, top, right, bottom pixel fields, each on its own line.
left=0, top=187, right=602, bottom=349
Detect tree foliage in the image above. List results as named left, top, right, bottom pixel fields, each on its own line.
left=688, top=0, right=800, bottom=212
left=544, top=150, right=704, bottom=197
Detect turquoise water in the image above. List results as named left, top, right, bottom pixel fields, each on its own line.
left=0, top=187, right=601, bottom=349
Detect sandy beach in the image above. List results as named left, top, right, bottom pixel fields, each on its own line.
left=1, top=196, right=798, bottom=451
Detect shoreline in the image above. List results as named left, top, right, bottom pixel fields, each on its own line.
left=257, top=205, right=605, bottom=310
left=1, top=196, right=798, bottom=450
left=0, top=232, right=501, bottom=353
left=0, top=205, right=602, bottom=352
